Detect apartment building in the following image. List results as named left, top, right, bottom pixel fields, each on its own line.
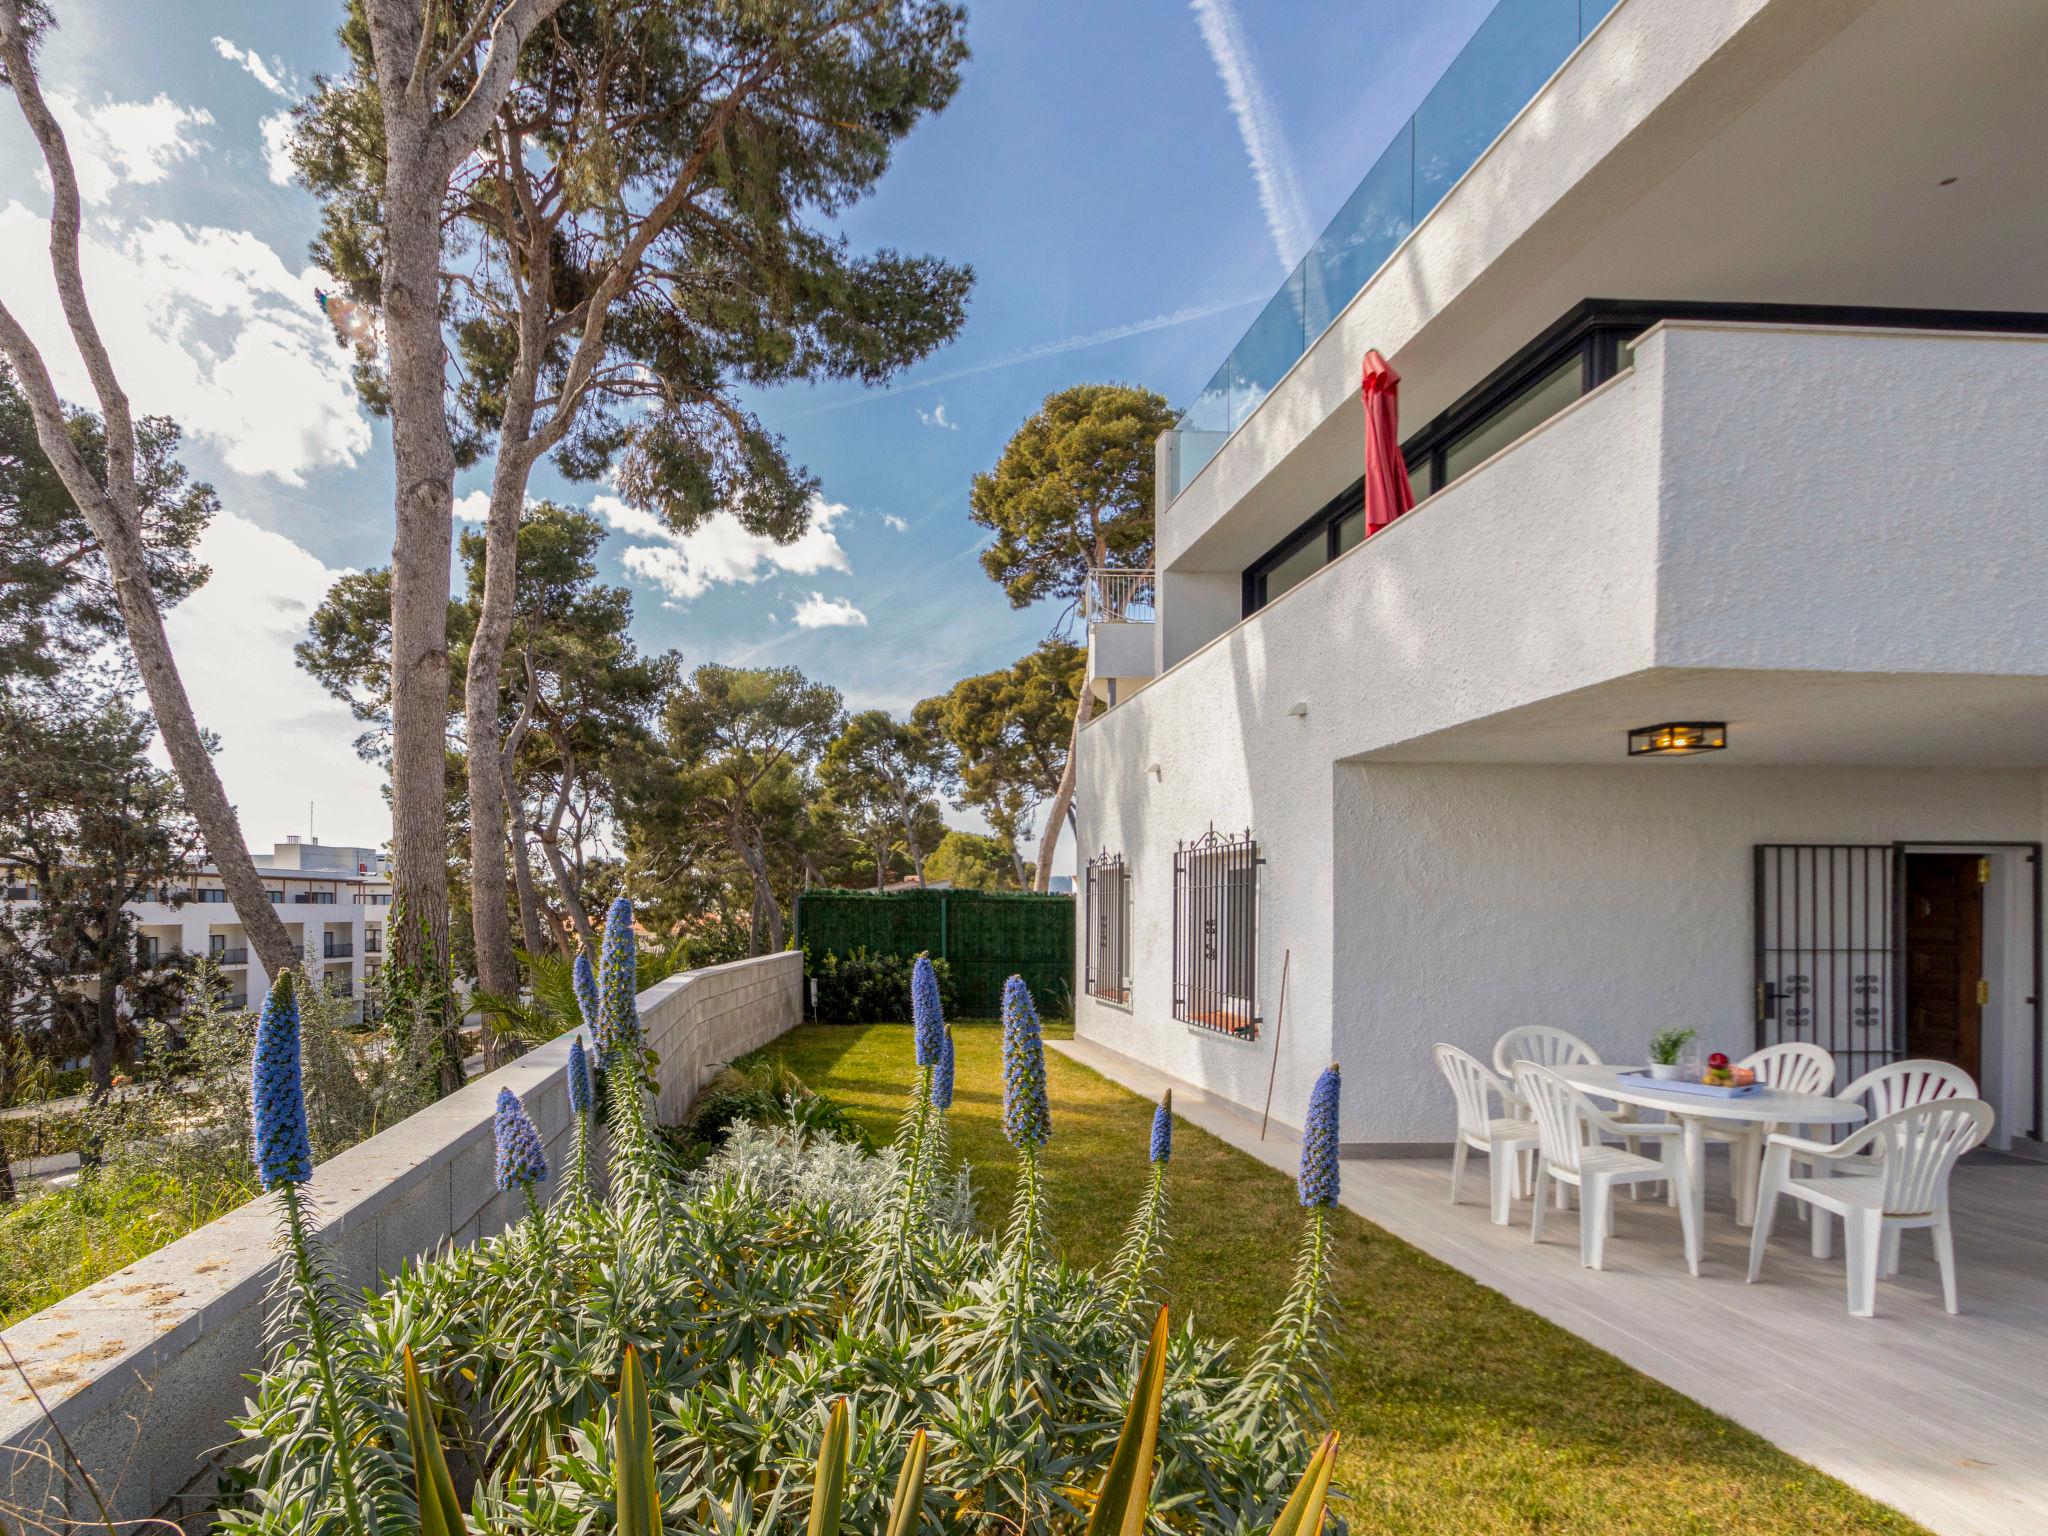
left=76, top=836, right=389, bottom=1015
left=1074, top=0, right=2048, bottom=1151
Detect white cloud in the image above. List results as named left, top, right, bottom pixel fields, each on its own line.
left=211, top=37, right=296, bottom=99
left=791, top=592, right=867, bottom=629
left=44, top=91, right=213, bottom=205
left=881, top=514, right=909, bottom=532
left=1190, top=0, right=1313, bottom=270
left=453, top=490, right=491, bottom=523
left=260, top=110, right=298, bottom=186
left=917, top=401, right=957, bottom=430
left=595, top=493, right=852, bottom=603
left=0, top=202, right=373, bottom=483
left=156, top=511, right=389, bottom=849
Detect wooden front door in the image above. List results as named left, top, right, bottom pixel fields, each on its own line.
left=1904, top=853, right=1984, bottom=1080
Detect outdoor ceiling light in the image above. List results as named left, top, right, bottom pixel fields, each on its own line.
left=1627, top=721, right=1727, bottom=757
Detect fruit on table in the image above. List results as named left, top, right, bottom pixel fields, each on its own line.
left=1704, top=1050, right=1734, bottom=1086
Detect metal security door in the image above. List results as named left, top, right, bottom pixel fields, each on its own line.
left=1754, top=844, right=1901, bottom=1087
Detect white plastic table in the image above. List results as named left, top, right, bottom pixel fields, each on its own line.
left=1558, top=1065, right=1865, bottom=1262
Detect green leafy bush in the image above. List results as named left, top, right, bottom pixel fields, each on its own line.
left=806, top=945, right=959, bottom=1025
left=220, top=905, right=1340, bottom=1535
left=675, top=1054, right=872, bottom=1154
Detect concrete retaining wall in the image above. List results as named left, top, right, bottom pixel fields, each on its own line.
left=0, top=950, right=801, bottom=1530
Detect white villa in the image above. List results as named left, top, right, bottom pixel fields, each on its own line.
left=1072, top=0, right=2048, bottom=1156
left=4, top=835, right=391, bottom=1019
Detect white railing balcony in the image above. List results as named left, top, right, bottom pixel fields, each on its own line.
left=1082, top=567, right=1156, bottom=624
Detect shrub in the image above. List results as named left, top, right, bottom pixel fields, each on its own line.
left=219, top=946, right=1342, bottom=1536
left=806, top=945, right=959, bottom=1024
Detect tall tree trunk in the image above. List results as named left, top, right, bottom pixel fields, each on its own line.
left=360, top=0, right=560, bottom=1092
left=0, top=5, right=299, bottom=984
left=368, top=39, right=462, bottom=1091
left=536, top=753, right=596, bottom=952
left=463, top=317, right=546, bottom=1028
left=737, top=831, right=783, bottom=953
left=1034, top=684, right=1093, bottom=891
left=509, top=820, right=545, bottom=954
left=1005, top=837, right=1027, bottom=888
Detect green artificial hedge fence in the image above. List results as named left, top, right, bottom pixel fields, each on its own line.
left=796, top=888, right=1074, bottom=1018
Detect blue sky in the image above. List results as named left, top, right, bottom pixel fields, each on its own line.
left=0, top=0, right=1494, bottom=858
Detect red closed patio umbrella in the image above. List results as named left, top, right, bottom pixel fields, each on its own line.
left=1360, top=348, right=1414, bottom=537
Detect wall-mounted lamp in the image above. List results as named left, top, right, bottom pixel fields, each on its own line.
left=1146, top=763, right=1163, bottom=780
left=1286, top=700, right=1309, bottom=719
left=1627, top=721, right=1727, bottom=757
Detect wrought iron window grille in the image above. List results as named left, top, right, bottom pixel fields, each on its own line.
left=1172, top=826, right=1262, bottom=1039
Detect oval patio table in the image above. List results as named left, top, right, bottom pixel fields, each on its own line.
left=1557, top=1064, right=1866, bottom=1270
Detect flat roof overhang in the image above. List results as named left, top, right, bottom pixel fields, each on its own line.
left=1163, top=0, right=2048, bottom=576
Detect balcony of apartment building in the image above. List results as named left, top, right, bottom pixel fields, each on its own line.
left=207, top=937, right=249, bottom=968
left=1097, top=316, right=2048, bottom=769
left=323, top=935, right=354, bottom=961
left=1147, top=0, right=2048, bottom=678
left=1082, top=567, right=1157, bottom=711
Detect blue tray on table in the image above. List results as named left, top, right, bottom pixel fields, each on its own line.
left=1618, top=1071, right=1762, bottom=1099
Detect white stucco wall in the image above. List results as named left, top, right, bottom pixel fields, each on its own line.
left=1333, top=765, right=2044, bottom=1146
left=1076, top=324, right=2048, bottom=1146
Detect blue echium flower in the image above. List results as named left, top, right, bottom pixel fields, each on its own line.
left=932, top=1027, right=955, bottom=1112
left=598, top=897, right=640, bottom=1059
left=1298, top=1064, right=1342, bottom=1207
left=494, top=1088, right=549, bottom=1191
left=1150, top=1090, right=1173, bottom=1165
left=573, top=948, right=602, bottom=1051
left=251, top=974, right=313, bottom=1189
left=911, top=954, right=944, bottom=1067
left=1000, top=975, right=1050, bottom=1151
left=566, top=1035, right=592, bottom=1116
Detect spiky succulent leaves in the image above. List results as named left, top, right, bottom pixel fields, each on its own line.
left=252, top=974, right=313, bottom=1188
left=807, top=1397, right=851, bottom=1536
left=574, top=949, right=603, bottom=1053
left=1086, top=1304, right=1171, bottom=1536
left=615, top=1346, right=660, bottom=1536
left=883, top=1429, right=928, bottom=1536
left=1235, top=1205, right=1338, bottom=1438
left=403, top=1346, right=469, bottom=1536
left=1266, top=1433, right=1341, bottom=1536
left=1298, top=1065, right=1341, bottom=1209
left=1111, top=1110, right=1172, bottom=1317
left=252, top=1182, right=406, bottom=1536
left=911, top=954, right=944, bottom=1067
left=857, top=1060, right=936, bottom=1325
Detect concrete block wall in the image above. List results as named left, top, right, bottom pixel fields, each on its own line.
left=0, top=951, right=801, bottom=1531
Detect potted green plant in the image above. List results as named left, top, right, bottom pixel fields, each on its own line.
left=1647, top=1026, right=1697, bottom=1080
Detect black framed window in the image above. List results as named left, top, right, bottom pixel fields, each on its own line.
left=1172, top=826, right=1261, bottom=1040
left=1084, top=851, right=1130, bottom=1004
left=1242, top=298, right=2048, bottom=618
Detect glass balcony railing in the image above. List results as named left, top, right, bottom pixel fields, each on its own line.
left=1168, top=0, right=1623, bottom=500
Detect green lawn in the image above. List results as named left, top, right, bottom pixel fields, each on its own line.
left=762, top=1020, right=1927, bottom=1536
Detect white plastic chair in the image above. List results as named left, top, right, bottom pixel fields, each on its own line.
left=1748, top=1099, right=1991, bottom=1316
left=1704, top=1042, right=1834, bottom=1225
left=1800, top=1059, right=1977, bottom=1261
left=1492, top=1026, right=1642, bottom=1205
left=1433, top=1044, right=1541, bottom=1225
left=1513, top=1062, right=1699, bottom=1274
